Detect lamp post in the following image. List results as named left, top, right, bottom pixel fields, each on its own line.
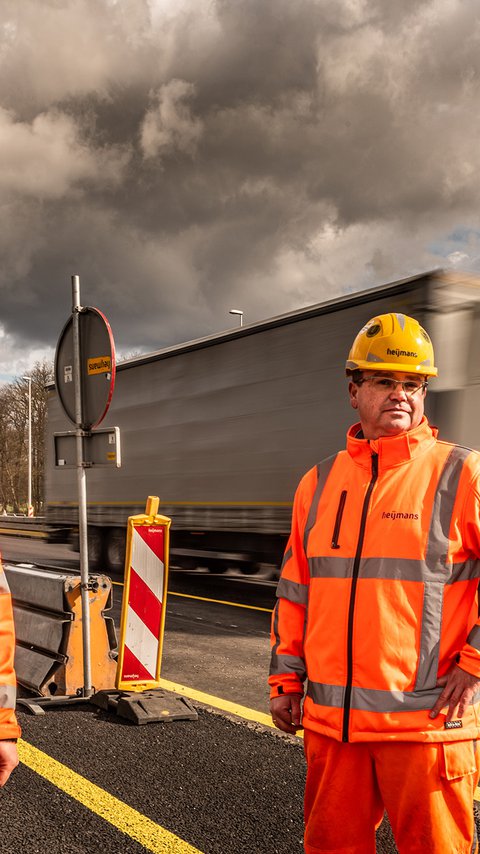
left=22, top=375, right=33, bottom=517
left=229, top=309, right=244, bottom=327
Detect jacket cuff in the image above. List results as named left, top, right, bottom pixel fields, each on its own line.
left=457, top=644, right=480, bottom=679
left=0, top=724, right=21, bottom=740
left=269, top=683, right=304, bottom=700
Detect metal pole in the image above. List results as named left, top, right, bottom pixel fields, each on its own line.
left=27, top=379, right=32, bottom=514
left=72, top=274, right=93, bottom=697
left=22, top=377, right=32, bottom=515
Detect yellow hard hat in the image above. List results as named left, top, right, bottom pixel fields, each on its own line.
left=346, top=313, right=437, bottom=376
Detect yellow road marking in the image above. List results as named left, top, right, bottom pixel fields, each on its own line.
left=111, top=579, right=273, bottom=613
left=169, top=590, right=272, bottom=612
left=47, top=500, right=292, bottom=507
left=18, top=739, right=203, bottom=853
left=0, top=528, right=47, bottom=539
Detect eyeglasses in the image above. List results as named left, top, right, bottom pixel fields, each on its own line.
left=356, top=376, right=428, bottom=396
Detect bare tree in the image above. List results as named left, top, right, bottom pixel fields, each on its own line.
left=0, top=361, right=53, bottom=514
left=0, top=383, right=25, bottom=513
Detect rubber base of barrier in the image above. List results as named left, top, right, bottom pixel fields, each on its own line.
left=17, top=695, right=93, bottom=716
left=92, top=689, right=198, bottom=725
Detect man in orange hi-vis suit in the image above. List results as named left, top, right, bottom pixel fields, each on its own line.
left=269, top=313, right=480, bottom=854
left=0, top=554, right=20, bottom=786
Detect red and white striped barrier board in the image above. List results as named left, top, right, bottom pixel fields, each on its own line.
left=116, top=498, right=171, bottom=691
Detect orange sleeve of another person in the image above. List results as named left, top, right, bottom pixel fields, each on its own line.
left=0, top=555, right=21, bottom=739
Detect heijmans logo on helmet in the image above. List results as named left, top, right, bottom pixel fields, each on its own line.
left=366, top=323, right=381, bottom=338
left=386, top=348, right=417, bottom=358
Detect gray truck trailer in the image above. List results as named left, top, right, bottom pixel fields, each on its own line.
left=44, top=270, right=480, bottom=573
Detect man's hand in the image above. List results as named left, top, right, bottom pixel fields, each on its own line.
left=430, top=664, right=480, bottom=722
left=0, top=740, right=18, bottom=787
left=270, top=693, right=303, bottom=734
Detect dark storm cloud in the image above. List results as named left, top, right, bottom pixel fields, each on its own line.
left=1, top=0, right=480, bottom=372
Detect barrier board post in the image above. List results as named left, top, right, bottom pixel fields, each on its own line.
left=93, top=496, right=198, bottom=723
left=116, top=496, right=171, bottom=690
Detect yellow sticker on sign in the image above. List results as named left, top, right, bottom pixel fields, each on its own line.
left=87, top=356, right=111, bottom=375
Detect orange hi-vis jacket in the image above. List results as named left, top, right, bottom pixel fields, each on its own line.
left=269, top=417, right=480, bottom=743
left=0, top=555, right=21, bottom=740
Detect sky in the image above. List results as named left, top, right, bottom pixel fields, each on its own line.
left=1, top=0, right=480, bottom=380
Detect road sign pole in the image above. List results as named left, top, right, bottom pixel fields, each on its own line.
left=72, top=274, right=93, bottom=697
left=55, top=276, right=117, bottom=701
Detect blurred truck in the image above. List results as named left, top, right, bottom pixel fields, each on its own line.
left=44, top=270, right=480, bottom=574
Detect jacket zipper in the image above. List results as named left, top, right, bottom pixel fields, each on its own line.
left=331, top=490, right=347, bottom=549
left=342, top=452, right=378, bottom=742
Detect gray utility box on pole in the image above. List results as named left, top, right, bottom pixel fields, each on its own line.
left=54, top=427, right=121, bottom=468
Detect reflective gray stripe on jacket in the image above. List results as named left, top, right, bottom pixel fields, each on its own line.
left=274, top=455, right=338, bottom=608
left=0, top=571, right=10, bottom=595
left=468, top=625, right=480, bottom=650
left=270, top=459, right=338, bottom=682
left=276, top=577, right=308, bottom=605
left=303, top=455, right=338, bottom=554
left=270, top=596, right=307, bottom=681
left=307, top=680, right=480, bottom=713
left=308, top=555, right=480, bottom=583
left=0, top=684, right=16, bottom=709
left=270, top=653, right=307, bottom=681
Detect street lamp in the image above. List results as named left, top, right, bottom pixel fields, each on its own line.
left=22, top=376, right=33, bottom=517
left=229, top=309, right=244, bottom=327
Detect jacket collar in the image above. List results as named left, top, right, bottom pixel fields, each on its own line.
left=346, top=416, right=438, bottom=470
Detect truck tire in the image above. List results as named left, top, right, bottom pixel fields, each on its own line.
left=239, top=562, right=260, bottom=575
left=69, top=529, right=80, bottom=553
left=106, top=528, right=127, bottom=575
left=87, top=527, right=105, bottom=571
left=206, top=560, right=229, bottom=574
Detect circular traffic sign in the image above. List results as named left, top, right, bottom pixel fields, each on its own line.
left=54, top=307, right=116, bottom=429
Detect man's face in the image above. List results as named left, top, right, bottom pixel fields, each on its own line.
left=348, top=371, right=427, bottom=440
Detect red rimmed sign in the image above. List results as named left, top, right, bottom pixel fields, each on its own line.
left=55, top=307, right=116, bottom=430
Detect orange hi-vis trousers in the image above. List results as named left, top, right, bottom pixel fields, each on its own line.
left=304, top=730, right=480, bottom=854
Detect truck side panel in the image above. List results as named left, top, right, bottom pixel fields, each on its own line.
left=47, top=271, right=480, bottom=568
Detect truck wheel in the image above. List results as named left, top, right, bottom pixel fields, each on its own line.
left=239, top=562, right=260, bottom=575
left=252, top=562, right=279, bottom=580
left=174, top=558, right=199, bottom=570
left=69, top=529, right=80, bottom=553
left=87, top=527, right=105, bottom=571
left=206, top=560, right=229, bottom=574
left=106, top=528, right=126, bottom=575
